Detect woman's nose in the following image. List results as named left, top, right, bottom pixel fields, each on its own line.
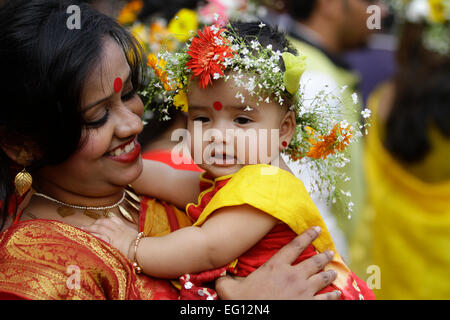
left=114, top=105, right=144, bottom=139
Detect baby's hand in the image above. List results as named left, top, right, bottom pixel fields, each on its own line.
left=84, top=217, right=139, bottom=259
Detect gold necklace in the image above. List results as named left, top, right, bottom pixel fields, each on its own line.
left=33, top=188, right=141, bottom=224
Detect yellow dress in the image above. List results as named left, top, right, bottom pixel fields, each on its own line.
left=349, top=84, right=450, bottom=299
left=182, top=164, right=374, bottom=300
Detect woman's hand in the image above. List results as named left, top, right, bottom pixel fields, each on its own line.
left=215, top=227, right=340, bottom=300
left=83, top=217, right=138, bottom=259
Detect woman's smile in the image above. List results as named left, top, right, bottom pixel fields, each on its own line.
left=106, top=138, right=141, bottom=163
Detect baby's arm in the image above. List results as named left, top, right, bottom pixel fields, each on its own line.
left=85, top=205, right=278, bottom=279
left=131, top=159, right=202, bottom=209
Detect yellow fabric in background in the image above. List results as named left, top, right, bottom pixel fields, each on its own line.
left=350, top=84, right=450, bottom=299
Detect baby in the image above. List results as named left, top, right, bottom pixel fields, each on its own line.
left=87, top=22, right=374, bottom=300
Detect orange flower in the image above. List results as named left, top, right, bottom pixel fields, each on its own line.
left=307, top=122, right=352, bottom=159
left=186, top=25, right=234, bottom=88
left=117, top=0, right=143, bottom=25
left=147, top=54, right=173, bottom=91
left=149, top=22, right=176, bottom=52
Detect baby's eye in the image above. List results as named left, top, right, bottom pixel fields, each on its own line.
left=234, top=117, right=252, bottom=125
left=193, top=116, right=210, bottom=123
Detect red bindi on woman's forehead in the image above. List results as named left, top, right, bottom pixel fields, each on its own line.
left=213, top=101, right=223, bottom=111
left=114, top=77, right=123, bottom=93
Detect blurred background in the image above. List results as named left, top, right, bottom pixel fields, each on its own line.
left=27, top=0, right=450, bottom=299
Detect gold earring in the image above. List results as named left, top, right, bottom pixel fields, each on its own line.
left=14, top=168, right=32, bottom=197
left=14, top=149, right=33, bottom=197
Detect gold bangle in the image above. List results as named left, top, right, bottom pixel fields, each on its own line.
left=132, top=232, right=145, bottom=274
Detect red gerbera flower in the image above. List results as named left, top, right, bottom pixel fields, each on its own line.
left=186, top=25, right=235, bottom=89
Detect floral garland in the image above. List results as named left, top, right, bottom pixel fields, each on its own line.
left=140, top=22, right=371, bottom=212
left=386, top=0, right=450, bottom=54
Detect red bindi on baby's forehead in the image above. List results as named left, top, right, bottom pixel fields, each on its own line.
left=114, top=77, right=123, bottom=93
left=213, top=101, right=223, bottom=111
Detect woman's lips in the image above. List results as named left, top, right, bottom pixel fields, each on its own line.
left=106, top=139, right=141, bottom=163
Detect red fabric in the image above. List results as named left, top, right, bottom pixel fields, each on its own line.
left=142, top=149, right=203, bottom=172
left=0, top=219, right=179, bottom=300
left=161, top=201, right=180, bottom=232
left=181, top=177, right=341, bottom=300
left=186, top=176, right=228, bottom=222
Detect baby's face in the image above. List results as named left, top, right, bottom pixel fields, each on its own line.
left=186, top=74, right=291, bottom=178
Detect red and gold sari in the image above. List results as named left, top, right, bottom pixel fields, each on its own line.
left=0, top=197, right=192, bottom=300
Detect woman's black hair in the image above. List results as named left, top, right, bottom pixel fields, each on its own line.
left=0, top=0, right=145, bottom=228
left=384, top=23, right=450, bottom=164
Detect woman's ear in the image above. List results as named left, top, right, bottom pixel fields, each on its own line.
left=279, top=110, right=296, bottom=152
left=0, top=143, right=35, bottom=166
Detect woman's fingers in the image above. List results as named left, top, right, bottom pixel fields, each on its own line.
left=83, top=220, right=116, bottom=236
left=266, top=227, right=321, bottom=265
left=89, top=232, right=112, bottom=244
left=308, top=269, right=337, bottom=293
left=295, top=250, right=335, bottom=276
left=314, top=290, right=341, bottom=300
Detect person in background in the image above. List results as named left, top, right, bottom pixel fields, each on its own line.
left=350, top=0, right=450, bottom=299
left=343, top=2, right=396, bottom=105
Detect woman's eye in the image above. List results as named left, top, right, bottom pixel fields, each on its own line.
left=121, top=89, right=136, bottom=101
left=85, top=109, right=110, bottom=128
left=193, top=116, right=210, bottom=123
left=234, top=117, right=252, bottom=125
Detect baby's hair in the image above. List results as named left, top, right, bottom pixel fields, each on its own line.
left=226, top=21, right=298, bottom=74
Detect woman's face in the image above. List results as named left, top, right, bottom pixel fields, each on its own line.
left=36, top=38, right=144, bottom=197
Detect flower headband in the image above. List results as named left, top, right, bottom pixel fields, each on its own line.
left=386, top=0, right=450, bottom=54
left=141, top=22, right=370, bottom=213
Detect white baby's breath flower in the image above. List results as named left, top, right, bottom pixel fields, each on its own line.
left=214, top=37, right=223, bottom=46
left=406, top=0, right=430, bottom=22
left=361, top=108, right=371, bottom=119
left=273, top=50, right=282, bottom=59
left=213, top=13, right=220, bottom=22
left=258, top=22, right=266, bottom=28
left=250, top=40, right=260, bottom=50
left=235, top=93, right=245, bottom=103
left=351, top=93, right=358, bottom=104
left=241, top=48, right=250, bottom=55
left=210, top=25, right=220, bottom=34
left=213, top=73, right=221, bottom=80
